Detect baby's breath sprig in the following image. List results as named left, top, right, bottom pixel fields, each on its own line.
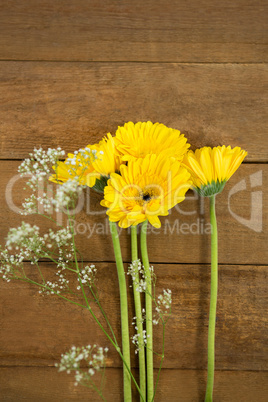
left=39, top=268, right=70, bottom=295
left=1, top=222, right=77, bottom=296
left=153, top=289, right=172, bottom=325
left=18, top=147, right=88, bottom=216
left=63, top=147, right=97, bottom=176
left=6, top=222, right=42, bottom=254
left=0, top=247, right=24, bottom=282
left=128, top=259, right=146, bottom=293
left=131, top=314, right=149, bottom=354
left=52, top=179, right=84, bottom=212
left=127, top=259, right=154, bottom=294
left=18, top=147, right=65, bottom=215
left=56, top=344, right=109, bottom=401
left=5, top=222, right=74, bottom=264
left=76, top=264, right=97, bottom=291
left=19, top=147, right=66, bottom=183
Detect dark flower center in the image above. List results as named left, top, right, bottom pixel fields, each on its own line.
left=142, top=193, right=151, bottom=202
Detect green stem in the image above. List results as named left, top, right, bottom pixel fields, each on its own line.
left=140, top=220, right=154, bottom=402
left=109, top=221, right=132, bottom=402
left=35, top=261, right=46, bottom=284
left=205, top=195, right=218, bottom=402
left=131, top=225, right=138, bottom=261
left=152, top=322, right=166, bottom=400
left=131, top=225, right=146, bottom=402
left=82, top=374, right=107, bottom=401
left=36, top=212, right=64, bottom=227
left=41, top=252, right=77, bottom=273
left=89, top=284, right=118, bottom=346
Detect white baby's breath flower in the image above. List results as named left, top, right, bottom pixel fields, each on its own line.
left=52, top=180, right=84, bottom=212
left=153, top=289, right=172, bottom=325
left=77, top=265, right=97, bottom=289
left=18, top=147, right=65, bottom=215
left=127, top=259, right=152, bottom=293
left=131, top=329, right=149, bottom=353
left=56, top=345, right=108, bottom=387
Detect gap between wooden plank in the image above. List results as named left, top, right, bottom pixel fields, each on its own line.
left=0, top=59, right=267, bottom=64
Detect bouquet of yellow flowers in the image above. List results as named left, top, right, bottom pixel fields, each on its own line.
left=0, top=121, right=247, bottom=401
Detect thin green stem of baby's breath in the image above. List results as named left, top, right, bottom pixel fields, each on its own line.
left=35, top=261, right=46, bottom=284
left=100, top=360, right=107, bottom=395
left=86, top=263, right=118, bottom=346
left=20, top=263, right=27, bottom=279
left=35, top=212, right=64, bottom=227
left=75, top=247, right=85, bottom=266
left=205, top=195, right=218, bottom=402
left=67, top=210, right=79, bottom=269
left=89, top=284, right=118, bottom=346
left=82, top=376, right=106, bottom=401
left=18, top=277, right=88, bottom=309
left=40, top=251, right=78, bottom=273
left=153, top=322, right=166, bottom=400
left=131, top=225, right=146, bottom=402
left=140, top=220, right=154, bottom=402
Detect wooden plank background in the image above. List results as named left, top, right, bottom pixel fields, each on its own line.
left=0, top=0, right=267, bottom=63
left=0, top=62, right=267, bottom=161
left=0, top=1, right=267, bottom=401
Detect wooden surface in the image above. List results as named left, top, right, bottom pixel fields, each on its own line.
left=0, top=0, right=267, bottom=63
left=0, top=0, right=267, bottom=400
left=1, top=368, right=268, bottom=402
left=1, top=162, right=267, bottom=265
left=0, top=62, right=267, bottom=161
left=1, top=263, right=267, bottom=371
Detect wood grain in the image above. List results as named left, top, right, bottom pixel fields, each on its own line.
left=1, top=162, right=267, bottom=265
left=1, top=367, right=268, bottom=402
left=0, top=62, right=267, bottom=161
left=0, top=263, right=267, bottom=371
left=0, top=0, right=267, bottom=63
left=0, top=0, right=267, bottom=398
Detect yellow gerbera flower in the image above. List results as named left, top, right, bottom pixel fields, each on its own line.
left=100, top=154, right=191, bottom=228
left=50, top=134, right=123, bottom=191
left=183, top=146, right=247, bottom=196
left=114, top=121, right=190, bottom=162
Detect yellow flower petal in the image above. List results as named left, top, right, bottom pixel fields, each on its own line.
left=147, top=214, right=161, bottom=228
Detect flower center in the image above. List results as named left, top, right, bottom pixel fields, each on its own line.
left=140, top=185, right=162, bottom=205
left=142, top=193, right=151, bottom=202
